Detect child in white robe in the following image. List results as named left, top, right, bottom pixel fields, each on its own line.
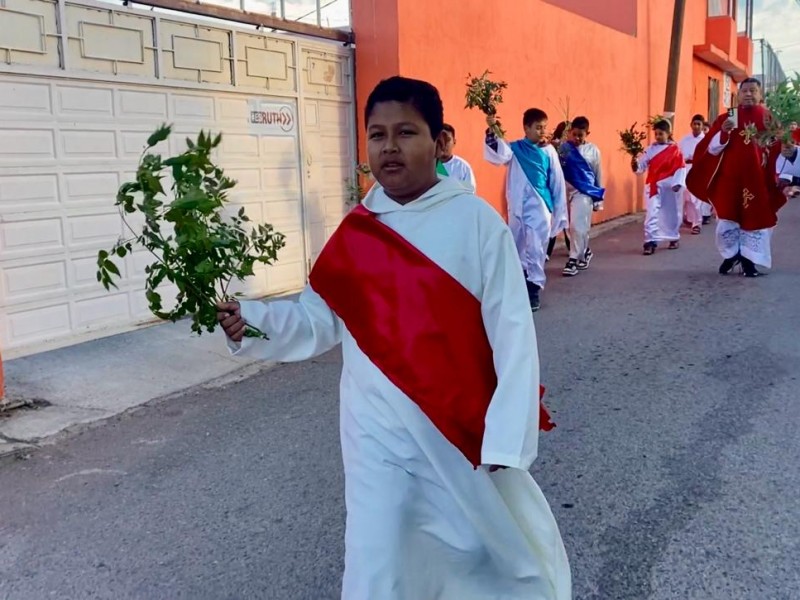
left=483, top=109, right=567, bottom=312
left=439, top=123, right=477, bottom=192
left=217, top=76, right=570, bottom=600
left=634, top=119, right=687, bottom=255
left=678, top=114, right=706, bottom=234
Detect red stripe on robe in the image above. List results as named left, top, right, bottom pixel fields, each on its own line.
left=308, top=204, right=554, bottom=468
left=646, top=144, right=685, bottom=197
left=686, top=106, right=785, bottom=231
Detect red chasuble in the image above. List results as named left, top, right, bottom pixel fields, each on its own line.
left=308, top=204, right=554, bottom=468
left=646, top=144, right=685, bottom=197
left=686, top=105, right=785, bottom=231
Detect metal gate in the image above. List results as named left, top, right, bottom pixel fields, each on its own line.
left=0, top=0, right=356, bottom=356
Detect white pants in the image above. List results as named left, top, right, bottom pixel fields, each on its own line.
left=683, top=189, right=703, bottom=228
left=644, top=184, right=683, bottom=243
left=568, top=193, right=593, bottom=261
left=716, top=219, right=773, bottom=268
left=510, top=208, right=551, bottom=290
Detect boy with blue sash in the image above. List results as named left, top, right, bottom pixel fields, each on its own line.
left=484, top=109, right=567, bottom=312
left=557, top=116, right=604, bottom=277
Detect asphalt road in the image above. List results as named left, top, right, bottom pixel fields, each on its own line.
left=2, top=203, right=800, bottom=600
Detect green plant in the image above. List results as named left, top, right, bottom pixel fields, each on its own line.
left=618, top=122, right=648, bottom=157
left=763, top=74, right=800, bottom=144
left=345, top=162, right=372, bottom=206
left=96, top=125, right=286, bottom=338
left=465, top=70, right=508, bottom=137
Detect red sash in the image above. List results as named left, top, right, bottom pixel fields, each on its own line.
left=309, top=204, right=553, bottom=468
left=646, top=144, right=685, bottom=197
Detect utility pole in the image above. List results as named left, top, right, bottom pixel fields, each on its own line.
left=663, top=0, right=687, bottom=124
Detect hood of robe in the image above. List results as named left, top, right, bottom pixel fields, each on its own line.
left=361, top=175, right=470, bottom=215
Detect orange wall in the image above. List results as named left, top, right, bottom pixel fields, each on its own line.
left=352, top=0, right=731, bottom=220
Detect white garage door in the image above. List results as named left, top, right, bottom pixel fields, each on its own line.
left=0, top=0, right=355, bottom=357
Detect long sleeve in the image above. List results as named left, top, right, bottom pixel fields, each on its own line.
left=708, top=132, right=728, bottom=156
left=226, top=285, right=342, bottom=362
left=671, top=166, right=687, bottom=188
left=479, top=226, right=539, bottom=470
left=466, top=162, right=477, bottom=192
left=636, top=153, right=649, bottom=174
left=592, top=146, right=603, bottom=188
left=544, top=145, right=569, bottom=235
left=484, top=130, right=513, bottom=166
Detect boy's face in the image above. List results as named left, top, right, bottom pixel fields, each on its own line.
left=524, top=119, right=548, bottom=144
left=367, top=101, right=439, bottom=204
left=691, top=119, right=704, bottom=136
left=654, top=129, right=670, bottom=144
left=570, top=127, right=589, bottom=145
left=439, top=129, right=455, bottom=161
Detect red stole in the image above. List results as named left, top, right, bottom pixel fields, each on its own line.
left=308, top=204, right=554, bottom=468
left=686, top=106, right=785, bottom=230
left=646, top=144, right=685, bottom=197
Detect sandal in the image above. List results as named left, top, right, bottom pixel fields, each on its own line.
left=691, top=226, right=702, bottom=235
left=668, top=241, right=680, bottom=250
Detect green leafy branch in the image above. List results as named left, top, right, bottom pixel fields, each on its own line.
left=761, top=74, right=800, bottom=146
left=96, top=125, right=286, bottom=339
left=465, top=70, right=509, bottom=137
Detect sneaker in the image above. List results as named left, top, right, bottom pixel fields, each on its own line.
left=584, top=248, right=594, bottom=265
left=702, top=216, right=712, bottom=225
left=577, top=260, right=589, bottom=270
left=530, top=292, right=541, bottom=312
left=562, top=259, right=579, bottom=277
left=643, top=242, right=656, bottom=255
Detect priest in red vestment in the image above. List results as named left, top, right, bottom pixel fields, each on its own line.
left=686, top=78, right=786, bottom=277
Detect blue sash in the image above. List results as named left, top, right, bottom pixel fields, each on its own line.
left=559, top=142, right=605, bottom=200
left=510, top=139, right=553, bottom=212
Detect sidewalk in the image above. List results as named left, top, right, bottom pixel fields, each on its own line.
left=0, top=213, right=640, bottom=459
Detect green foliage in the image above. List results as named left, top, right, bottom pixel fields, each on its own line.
left=97, top=124, right=286, bottom=339
left=764, top=74, right=800, bottom=144
left=618, top=122, right=648, bottom=157
left=465, top=70, right=509, bottom=137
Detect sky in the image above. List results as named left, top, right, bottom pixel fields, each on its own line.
left=753, top=0, right=800, bottom=75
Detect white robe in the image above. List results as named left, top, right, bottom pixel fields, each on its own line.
left=678, top=132, right=706, bottom=226
left=441, top=154, right=477, bottom=193
left=708, top=132, right=773, bottom=266
left=484, top=137, right=567, bottom=289
left=776, top=148, right=800, bottom=184
left=227, top=177, right=571, bottom=599
left=565, top=142, right=602, bottom=261
left=637, top=144, right=687, bottom=243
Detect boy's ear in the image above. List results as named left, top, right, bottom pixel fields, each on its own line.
left=435, top=132, right=446, bottom=156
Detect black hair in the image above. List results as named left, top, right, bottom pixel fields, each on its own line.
left=552, top=121, right=570, bottom=140
left=741, top=77, right=762, bottom=88
left=442, top=123, right=455, bottom=137
left=571, top=116, right=590, bottom=130
left=653, top=119, right=672, bottom=133
left=523, top=108, right=548, bottom=128
left=691, top=114, right=706, bottom=123
left=365, top=76, right=444, bottom=140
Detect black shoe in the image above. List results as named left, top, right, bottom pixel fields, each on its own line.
left=562, top=259, right=579, bottom=277
left=702, top=216, right=712, bottom=225
left=643, top=242, right=656, bottom=255
left=740, top=257, right=764, bottom=278
left=719, top=255, right=740, bottom=275
left=526, top=281, right=541, bottom=311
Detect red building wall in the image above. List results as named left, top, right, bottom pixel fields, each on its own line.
left=352, top=0, right=749, bottom=220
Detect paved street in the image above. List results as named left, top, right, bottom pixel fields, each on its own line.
left=2, top=203, right=800, bottom=600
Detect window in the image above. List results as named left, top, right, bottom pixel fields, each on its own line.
left=708, top=77, right=721, bottom=121
left=707, top=0, right=733, bottom=17
left=736, top=0, right=753, bottom=37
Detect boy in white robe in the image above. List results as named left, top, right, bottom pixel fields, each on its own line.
left=217, top=76, right=570, bottom=600
left=634, top=119, right=687, bottom=255
left=679, top=114, right=706, bottom=234
left=557, top=116, right=604, bottom=277
left=483, top=109, right=567, bottom=312
left=439, top=123, right=477, bottom=192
